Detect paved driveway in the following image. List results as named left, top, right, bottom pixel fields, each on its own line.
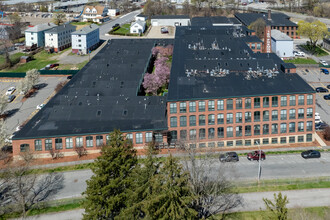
left=297, top=68, right=330, bottom=125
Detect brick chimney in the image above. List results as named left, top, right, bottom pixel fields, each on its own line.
left=268, top=10, right=271, bottom=21
left=263, top=25, right=272, bottom=53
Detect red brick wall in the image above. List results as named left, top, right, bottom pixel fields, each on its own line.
left=167, top=93, right=315, bottom=147
left=12, top=130, right=166, bottom=157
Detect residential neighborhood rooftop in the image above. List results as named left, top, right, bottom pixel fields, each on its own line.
left=45, top=24, right=75, bottom=34
left=151, top=15, right=190, bottom=19
left=271, top=29, right=293, bottom=41
left=25, top=23, right=57, bottom=32
left=72, top=24, right=99, bottom=35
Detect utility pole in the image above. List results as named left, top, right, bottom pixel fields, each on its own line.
left=256, top=141, right=261, bottom=184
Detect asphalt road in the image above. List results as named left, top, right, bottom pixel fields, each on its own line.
left=297, top=68, right=330, bottom=125
left=99, top=10, right=142, bottom=39
left=52, top=153, right=330, bottom=201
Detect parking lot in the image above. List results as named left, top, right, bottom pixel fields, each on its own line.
left=145, top=26, right=175, bottom=39
left=2, top=76, right=67, bottom=136
left=297, top=67, right=330, bottom=125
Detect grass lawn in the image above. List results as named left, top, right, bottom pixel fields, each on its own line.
left=301, top=44, right=329, bottom=57
left=0, top=49, right=74, bottom=72
left=0, top=52, right=26, bottom=65
left=235, top=176, right=330, bottom=193
left=113, top=24, right=131, bottom=35
left=216, top=206, right=330, bottom=219
left=284, top=58, right=318, bottom=64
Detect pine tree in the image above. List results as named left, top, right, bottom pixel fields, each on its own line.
left=83, top=129, right=137, bottom=220
left=145, top=154, right=198, bottom=220
left=118, top=142, right=161, bottom=219
left=263, top=192, right=289, bottom=220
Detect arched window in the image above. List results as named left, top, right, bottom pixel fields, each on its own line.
left=20, top=144, right=30, bottom=152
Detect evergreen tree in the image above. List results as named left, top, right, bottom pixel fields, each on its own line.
left=83, top=129, right=137, bottom=220
left=263, top=192, right=289, bottom=220
left=118, top=141, right=160, bottom=219
left=144, top=154, right=198, bottom=220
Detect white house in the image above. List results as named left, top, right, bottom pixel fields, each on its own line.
left=44, top=24, right=76, bottom=52
left=130, top=20, right=146, bottom=34
left=71, top=24, right=100, bottom=55
left=25, top=23, right=57, bottom=47
left=151, top=15, right=190, bottom=27
left=271, top=29, right=293, bottom=59
left=82, top=5, right=110, bottom=23
left=135, top=14, right=148, bottom=22
left=108, top=9, right=119, bottom=17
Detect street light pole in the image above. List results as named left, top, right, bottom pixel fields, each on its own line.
left=256, top=141, right=261, bottom=183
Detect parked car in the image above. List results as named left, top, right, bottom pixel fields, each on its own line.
left=324, top=94, right=330, bottom=100
left=321, top=68, right=329, bottom=74
left=219, top=152, right=239, bottom=162
left=7, top=95, right=16, bottom=103
left=247, top=150, right=265, bottom=161
left=36, top=104, right=45, bottom=110
left=67, top=75, right=72, bottom=80
left=49, top=63, right=59, bottom=69
left=320, top=60, right=329, bottom=66
left=161, top=27, right=169, bottom=34
left=5, top=87, right=16, bottom=95
left=327, top=85, right=330, bottom=89
left=305, top=69, right=309, bottom=72
left=294, top=51, right=305, bottom=57
left=112, top=23, right=120, bottom=29
left=315, top=122, right=328, bottom=130
left=301, top=150, right=321, bottom=159
left=315, top=87, right=328, bottom=93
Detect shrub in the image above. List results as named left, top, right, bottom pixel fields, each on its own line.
left=324, top=126, right=330, bottom=141
left=74, top=147, right=87, bottom=158
left=49, top=149, right=64, bottom=160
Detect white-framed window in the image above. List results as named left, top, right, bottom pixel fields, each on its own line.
left=66, top=138, right=73, bottom=149
left=76, top=137, right=83, bottom=148
left=136, top=133, right=143, bottom=144
left=146, top=132, right=152, bottom=143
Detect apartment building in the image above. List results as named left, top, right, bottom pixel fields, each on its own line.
left=71, top=24, right=100, bottom=55
left=25, top=23, right=57, bottom=47
left=44, top=24, right=76, bottom=52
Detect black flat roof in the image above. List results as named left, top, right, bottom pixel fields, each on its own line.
left=191, top=16, right=241, bottom=26
left=14, top=39, right=173, bottom=140
left=235, top=12, right=298, bottom=27
left=167, top=26, right=314, bottom=101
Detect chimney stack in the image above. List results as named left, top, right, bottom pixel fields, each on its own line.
left=268, top=9, right=271, bottom=21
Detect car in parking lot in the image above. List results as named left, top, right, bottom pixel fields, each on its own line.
left=161, top=27, right=169, bottom=34
left=219, top=152, right=239, bottom=162
left=315, top=122, right=328, bottom=130
left=49, top=63, right=59, bottom=69
left=36, top=104, right=45, bottom=110
left=327, top=85, right=330, bottom=89
left=320, top=60, right=329, bottom=66
left=5, top=87, right=16, bottom=95
left=305, top=69, right=309, bottom=72
left=7, top=95, right=16, bottom=103
left=247, top=150, right=265, bottom=161
left=321, top=68, right=329, bottom=74
left=301, top=150, right=321, bottom=159
left=315, top=87, right=328, bottom=93
left=324, top=94, right=330, bottom=100
left=67, top=75, right=72, bottom=80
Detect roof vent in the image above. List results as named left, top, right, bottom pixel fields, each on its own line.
left=96, top=110, right=102, bottom=116
left=123, top=110, right=128, bottom=116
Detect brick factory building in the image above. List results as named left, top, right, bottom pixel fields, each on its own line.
left=12, top=26, right=315, bottom=159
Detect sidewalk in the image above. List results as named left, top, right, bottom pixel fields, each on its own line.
left=18, top=188, right=330, bottom=220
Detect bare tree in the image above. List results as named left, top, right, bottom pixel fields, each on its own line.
left=248, top=18, right=266, bottom=39
left=52, top=12, right=66, bottom=25
left=180, top=143, right=242, bottom=219
left=0, top=96, right=8, bottom=116
left=2, top=150, right=64, bottom=218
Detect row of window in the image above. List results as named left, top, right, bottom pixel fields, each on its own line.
left=169, top=95, right=313, bottom=114
left=170, top=108, right=313, bottom=127
left=21, top=132, right=164, bottom=152
left=187, top=134, right=312, bottom=148
left=169, top=121, right=313, bottom=141
left=23, top=136, right=105, bottom=152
